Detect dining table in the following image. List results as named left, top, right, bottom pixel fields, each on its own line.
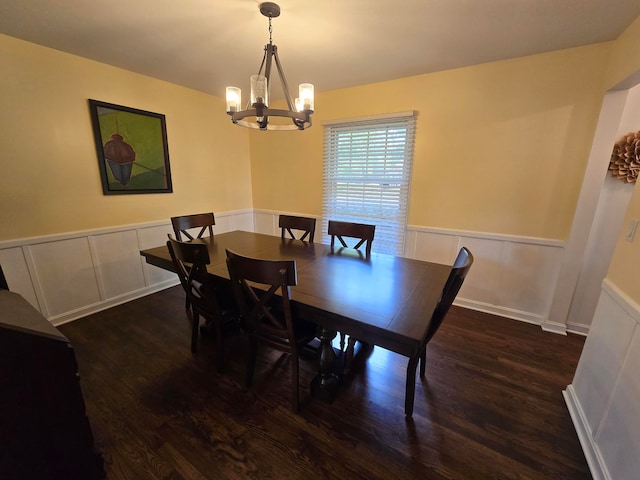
left=140, top=230, right=452, bottom=403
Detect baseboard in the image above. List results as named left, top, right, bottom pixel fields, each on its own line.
left=52, top=279, right=179, bottom=326
left=563, top=385, right=609, bottom=480
left=566, top=322, right=590, bottom=336
left=454, top=298, right=544, bottom=327
left=541, top=321, right=568, bottom=335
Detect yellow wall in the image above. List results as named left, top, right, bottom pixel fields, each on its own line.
left=604, top=16, right=640, bottom=90
left=0, top=31, right=626, bottom=243
left=604, top=17, right=640, bottom=303
left=250, top=43, right=611, bottom=240
left=0, top=34, right=253, bottom=241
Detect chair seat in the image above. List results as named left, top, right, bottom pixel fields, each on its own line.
left=199, top=308, right=240, bottom=337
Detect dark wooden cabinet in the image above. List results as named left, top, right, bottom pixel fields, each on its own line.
left=0, top=289, right=104, bottom=479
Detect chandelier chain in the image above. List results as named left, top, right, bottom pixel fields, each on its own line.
left=268, top=16, right=273, bottom=44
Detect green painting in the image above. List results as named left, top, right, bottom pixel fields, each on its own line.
left=89, top=100, right=173, bottom=194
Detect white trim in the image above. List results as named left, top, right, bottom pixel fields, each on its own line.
left=454, top=297, right=545, bottom=326
left=541, top=321, right=568, bottom=335
left=563, top=385, right=609, bottom=480
left=321, top=110, right=416, bottom=126
left=566, top=323, right=590, bottom=336
left=0, top=209, right=254, bottom=249
left=52, top=280, right=178, bottom=326
left=254, top=208, right=320, bottom=219
left=408, top=224, right=566, bottom=247
left=602, top=278, right=640, bottom=325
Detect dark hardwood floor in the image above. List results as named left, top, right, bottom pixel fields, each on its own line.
left=59, top=286, right=591, bottom=480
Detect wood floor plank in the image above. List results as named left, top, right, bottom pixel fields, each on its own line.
left=59, top=286, right=591, bottom=480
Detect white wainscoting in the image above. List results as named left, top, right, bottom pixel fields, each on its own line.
left=1, top=208, right=569, bottom=333
left=253, top=209, right=567, bottom=332
left=564, top=280, right=640, bottom=480
left=0, top=210, right=254, bottom=326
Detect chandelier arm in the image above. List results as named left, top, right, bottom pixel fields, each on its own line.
left=257, top=47, right=268, bottom=77
left=262, top=44, right=274, bottom=91
left=271, top=45, right=296, bottom=112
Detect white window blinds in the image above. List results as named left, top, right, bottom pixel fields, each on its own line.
left=322, top=112, right=416, bottom=255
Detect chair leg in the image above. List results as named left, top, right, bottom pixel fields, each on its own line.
left=339, top=332, right=346, bottom=351
left=215, top=319, right=224, bottom=373
left=191, top=310, right=200, bottom=353
left=419, top=346, right=427, bottom=377
left=405, top=356, right=419, bottom=417
left=245, top=336, right=257, bottom=387
left=290, top=353, right=300, bottom=413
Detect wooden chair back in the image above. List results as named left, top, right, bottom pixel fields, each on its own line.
left=167, top=236, right=224, bottom=355
left=425, top=247, right=474, bottom=344
left=226, top=249, right=297, bottom=343
left=0, top=265, right=8, bottom=290
left=226, top=249, right=316, bottom=412
left=328, top=220, right=375, bottom=256
left=279, top=215, right=316, bottom=242
left=171, top=212, right=215, bottom=241
left=404, top=246, right=474, bottom=416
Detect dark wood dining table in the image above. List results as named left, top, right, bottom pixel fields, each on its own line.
left=140, top=230, right=452, bottom=402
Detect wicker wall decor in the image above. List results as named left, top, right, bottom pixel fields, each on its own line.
left=609, top=131, right=640, bottom=183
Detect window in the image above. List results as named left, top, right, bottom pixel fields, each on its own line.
left=322, top=112, right=416, bottom=255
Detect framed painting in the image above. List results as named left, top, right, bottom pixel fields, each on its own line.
left=89, top=99, right=173, bottom=194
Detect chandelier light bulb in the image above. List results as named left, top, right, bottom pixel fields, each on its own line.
left=226, top=86, right=241, bottom=113
left=298, top=83, right=314, bottom=111
left=250, top=75, right=268, bottom=106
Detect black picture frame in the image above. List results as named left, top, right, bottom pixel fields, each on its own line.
left=89, top=99, right=173, bottom=195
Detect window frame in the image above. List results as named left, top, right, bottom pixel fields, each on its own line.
left=321, top=111, right=416, bottom=255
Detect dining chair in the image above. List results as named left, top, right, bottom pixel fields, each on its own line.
left=170, top=212, right=215, bottom=309
left=171, top=212, right=215, bottom=241
left=225, top=249, right=318, bottom=413
left=0, top=264, right=8, bottom=290
left=167, top=236, right=237, bottom=371
left=328, top=220, right=376, bottom=354
left=328, top=220, right=375, bottom=257
left=279, top=215, right=316, bottom=242
left=404, top=247, right=474, bottom=416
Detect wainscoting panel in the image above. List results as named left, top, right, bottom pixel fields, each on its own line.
left=91, top=229, right=147, bottom=300
left=26, top=237, right=102, bottom=320
left=253, top=211, right=280, bottom=236
left=565, top=280, right=640, bottom=480
left=138, top=223, right=177, bottom=287
left=407, top=226, right=565, bottom=326
left=0, top=210, right=254, bottom=326
left=255, top=210, right=566, bottom=329
left=499, top=241, right=564, bottom=320
left=0, top=246, right=39, bottom=310
left=1, top=209, right=566, bottom=331
left=572, top=287, right=636, bottom=433
left=409, top=230, right=459, bottom=265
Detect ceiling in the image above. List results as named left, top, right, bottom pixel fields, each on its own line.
left=2, top=0, right=640, bottom=100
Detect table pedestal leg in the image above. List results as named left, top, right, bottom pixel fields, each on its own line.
left=310, top=326, right=339, bottom=403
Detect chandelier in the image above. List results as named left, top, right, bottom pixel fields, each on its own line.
left=225, top=2, right=314, bottom=131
